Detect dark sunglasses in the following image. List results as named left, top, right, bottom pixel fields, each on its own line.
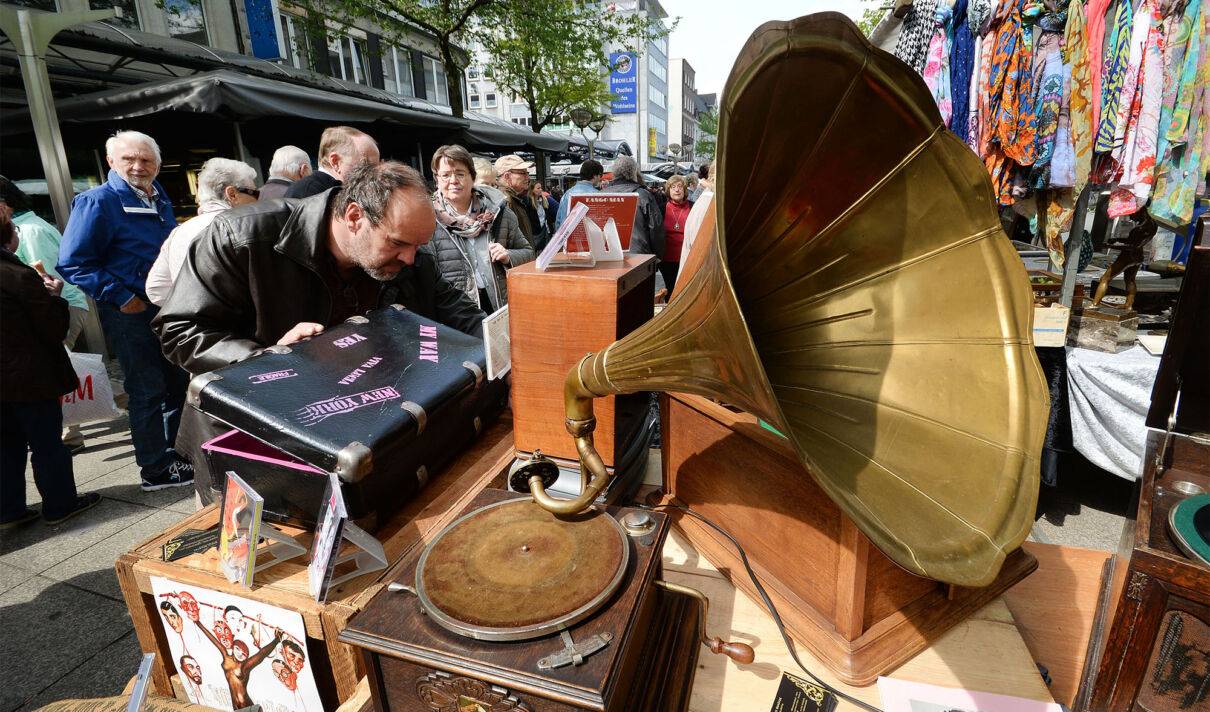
left=235, top=186, right=261, bottom=199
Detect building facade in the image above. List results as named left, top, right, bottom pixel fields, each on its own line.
left=667, top=57, right=698, bottom=163
left=598, top=0, right=669, bottom=170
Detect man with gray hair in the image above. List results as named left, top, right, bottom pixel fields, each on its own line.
left=146, top=157, right=259, bottom=305
left=259, top=145, right=311, bottom=200
left=285, top=126, right=379, bottom=199
left=155, top=162, right=485, bottom=503
left=59, top=130, right=194, bottom=491
left=602, top=155, right=665, bottom=258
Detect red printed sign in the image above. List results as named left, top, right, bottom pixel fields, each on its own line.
left=567, top=193, right=639, bottom=252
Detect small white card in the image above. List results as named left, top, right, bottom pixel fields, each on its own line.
left=483, top=305, right=511, bottom=380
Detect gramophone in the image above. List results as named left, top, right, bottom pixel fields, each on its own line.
left=341, top=12, right=1050, bottom=707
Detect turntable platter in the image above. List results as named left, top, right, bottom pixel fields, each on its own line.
left=416, top=498, right=630, bottom=641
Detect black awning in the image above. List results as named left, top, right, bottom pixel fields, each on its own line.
left=2, top=70, right=465, bottom=132
left=460, top=112, right=569, bottom=152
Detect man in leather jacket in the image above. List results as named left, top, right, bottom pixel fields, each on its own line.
left=153, top=161, right=485, bottom=501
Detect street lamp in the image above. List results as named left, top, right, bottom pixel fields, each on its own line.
left=571, top=108, right=607, bottom=161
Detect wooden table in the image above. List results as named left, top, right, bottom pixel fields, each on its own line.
left=114, top=416, right=516, bottom=707
left=662, top=529, right=1056, bottom=710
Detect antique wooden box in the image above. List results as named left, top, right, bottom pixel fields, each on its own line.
left=1081, top=241, right=1210, bottom=711
left=656, top=392, right=1038, bottom=686
left=507, top=255, right=657, bottom=468
left=189, top=305, right=507, bottom=528
left=114, top=417, right=516, bottom=707
left=340, top=488, right=702, bottom=712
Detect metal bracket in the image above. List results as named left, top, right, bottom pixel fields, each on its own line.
left=537, top=629, right=612, bottom=670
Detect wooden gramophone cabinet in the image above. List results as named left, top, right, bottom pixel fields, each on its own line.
left=656, top=392, right=1038, bottom=686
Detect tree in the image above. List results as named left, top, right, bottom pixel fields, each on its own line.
left=290, top=0, right=497, bottom=117
left=857, top=1, right=890, bottom=36
left=694, top=107, right=717, bottom=161
left=476, top=0, right=672, bottom=135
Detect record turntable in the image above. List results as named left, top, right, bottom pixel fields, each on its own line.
left=340, top=489, right=753, bottom=711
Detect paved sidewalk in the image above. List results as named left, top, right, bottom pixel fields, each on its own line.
left=0, top=416, right=195, bottom=712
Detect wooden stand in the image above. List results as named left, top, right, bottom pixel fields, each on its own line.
left=657, top=392, right=1038, bottom=686
left=507, top=255, right=657, bottom=466
left=341, top=489, right=702, bottom=712
left=114, top=417, right=516, bottom=707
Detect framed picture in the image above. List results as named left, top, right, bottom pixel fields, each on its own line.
left=151, top=576, right=324, bottom=712
left=219, top=471, right=264, bottom=587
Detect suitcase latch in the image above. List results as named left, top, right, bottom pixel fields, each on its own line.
left=462, top=360, right=484, bottom=388
left=400, top=401, right=427, bottom=435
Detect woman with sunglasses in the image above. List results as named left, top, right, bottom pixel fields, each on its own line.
left=146, top=158, right=259, bottom=306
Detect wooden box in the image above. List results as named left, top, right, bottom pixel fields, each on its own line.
left=1080, top=241, right=1210, bottom=711
left=115, top=417, right=516, bottom=707
left=656, top=392, right=1037, bottom=686
left=507, top=255, right=657, bottom=466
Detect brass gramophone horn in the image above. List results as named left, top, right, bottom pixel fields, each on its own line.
left=522, top=13, right=1049, bottom=588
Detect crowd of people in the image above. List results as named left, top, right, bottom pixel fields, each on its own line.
left=0, top=125, right=715, bottom=527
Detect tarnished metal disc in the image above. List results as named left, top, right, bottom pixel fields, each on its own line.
left=416, top=499, right=629, bottom=641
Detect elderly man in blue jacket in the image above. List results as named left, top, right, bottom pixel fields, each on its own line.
left=59, top=131, right=193, bottom=492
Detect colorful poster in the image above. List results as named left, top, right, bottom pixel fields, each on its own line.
left=151, top=577, right=323, bottom=712
left=568, top=193, right=639, bottom=252
left=219, top=472, right=264, bottom=587
left=609, top=52, right=637, bottom=114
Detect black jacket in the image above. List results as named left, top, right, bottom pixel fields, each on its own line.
left=257, top=177, right=292, bottom=201
left=603, top=179, right=665, bottom=257
left=153, top=190, right=486, bottom=376
left=0, top=249, right=77, bottom=402
left=284, top=170, right=340, bottom=199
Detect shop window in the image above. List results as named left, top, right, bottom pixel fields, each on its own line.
left=162, top=0, right=208, bottom=45
left=90, top=0, right=140, bottom=30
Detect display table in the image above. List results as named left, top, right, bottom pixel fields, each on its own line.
left=661, top=530, right=1055, bottom=708
left=114, top=417, right=515, bottom=708
left=1066, top=345, right=1162, bottom=479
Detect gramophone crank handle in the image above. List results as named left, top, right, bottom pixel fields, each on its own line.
left=655, top=581, right=755, bottom=665
left=528, top=355, right=615, bottom=515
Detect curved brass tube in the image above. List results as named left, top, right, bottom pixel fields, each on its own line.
left=528, top=354, right=615, bottom=514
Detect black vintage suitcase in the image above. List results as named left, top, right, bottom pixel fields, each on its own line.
left=187, top=304, right=507, bottom=529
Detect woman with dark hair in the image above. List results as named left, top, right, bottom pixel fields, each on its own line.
left=428, top=144, right=533, bottom=312
left=0, top=206, right=100, bottom=527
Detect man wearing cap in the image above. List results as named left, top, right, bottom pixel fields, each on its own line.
left=493, top=154, right=538, bottom=245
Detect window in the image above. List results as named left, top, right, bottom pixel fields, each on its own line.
left=469, top=94, right=481, bottom=108
left=88, top=0, right=139, bottom=29
left=485, top=93, right=497, bottom=108
left=468, top=66, right=480, bottom=79
left=162, top=0, right=207, bottom=44
left=381, top=46, right=415, bottom=96
left=649, top=113, right=666, bottom=134
left=653, top=33, right=668, bottom=56
left=13, top=0, right=57, bottom=11
left=511, top=117, right=530, bottom=127
left=423, top=56, right=448, bottom=105
left=278, top=13, right=308, bottom=70
left=328, top=34, right=370, bottom=85
left=650, top=60, right=666, bottom=82
left=648, top=86, right=665, bottom=109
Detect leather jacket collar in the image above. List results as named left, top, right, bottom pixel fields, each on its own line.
left=275, top=188, right=338, bottom=270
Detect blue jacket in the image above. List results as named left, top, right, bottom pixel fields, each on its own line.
left=58, top=170, right=175, bottom=307
left=555, top=180, right=600, bottom=227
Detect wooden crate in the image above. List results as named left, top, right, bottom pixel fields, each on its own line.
left=507, top=255, right=656, bottom=466
left=115, top=416, right=516, bottom=707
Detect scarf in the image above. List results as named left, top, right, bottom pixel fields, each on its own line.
left=1150, top=0, right=1207, bottom=226
left=432, top=190, right=496, bottom=239
left=1108, top=0, right=1166, bottom=217
left=1096, top=0, right=1136, bottom=152
left=1085, top=0, right=1116, bottom=130
left=1030, top=32, right=1066, bottom=190
left=950, top=0, right=977, bottom=140
left=924, top=2, right=955, bottom=123
left=896, top=0, right=942, bottom=72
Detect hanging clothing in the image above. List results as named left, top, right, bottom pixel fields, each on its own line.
left=1086, top=0, right=1116, bottom=130
left=1066, top=0, right=1096, bottom=197
left=1150, top=0, right=1208, bottom=226
left=968, top=32, right=991, bottom=152
left=896, top=0, right=943, bottom=72
left=1109, top=0, right=1166, bottom=217
left=924, top=1, right=956, bottom=124
left=950, top=0, right=977, bottom=140
left=1096, top=0, right=1136, bottom=152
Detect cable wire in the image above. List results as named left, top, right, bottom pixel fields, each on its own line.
left=639, top=502, right=885, bottom=712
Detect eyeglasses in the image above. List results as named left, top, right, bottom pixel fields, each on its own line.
left=236, top=186, right=260, bottom=199
left=436, top=171, right=471, bottom=182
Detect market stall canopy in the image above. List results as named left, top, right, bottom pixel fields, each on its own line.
left=460, top=112, right=568, bottom=152
left=1, top=69, right=465, bottom=134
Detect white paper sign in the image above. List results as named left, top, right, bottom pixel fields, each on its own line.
left=482, top=305, right=511, bottom=380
